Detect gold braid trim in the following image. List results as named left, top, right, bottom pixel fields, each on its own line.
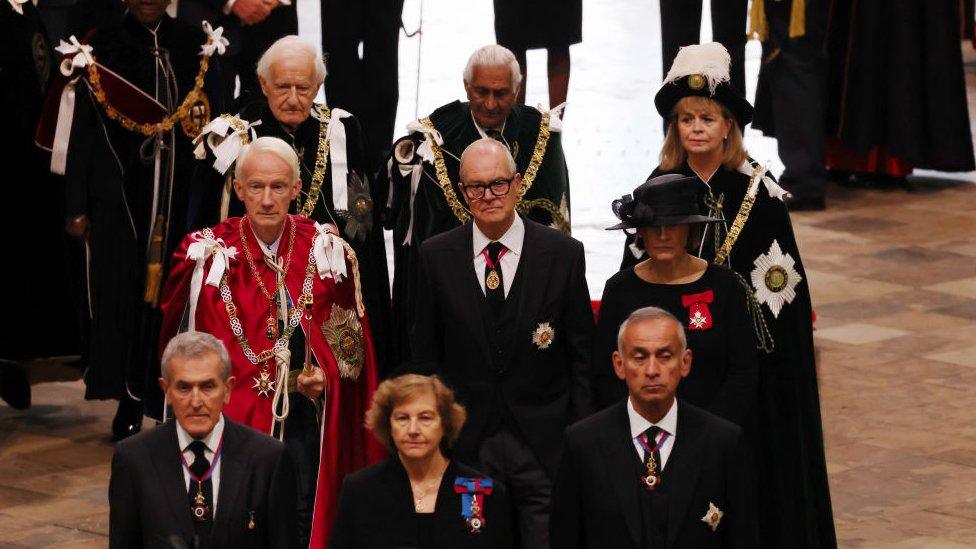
left=299, top=104, right=331, bottom=217
left=337, top=238, right=365, bottom=317
left=419, top=117, right=470, bottom=223
left=713, top=164, right=764, bottom=265
left=517, top=198, right=570, bottom=233
left=515, top=111, right=551, bottom=202
left=86, top=39, right=214, bottom=135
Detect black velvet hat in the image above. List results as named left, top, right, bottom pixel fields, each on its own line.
left=606, top=174, right=722, bottom=230
left=654, top=42, right=754, bottom=129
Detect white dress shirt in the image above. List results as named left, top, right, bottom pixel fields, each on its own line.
left=177, top=414, right=225, bottom=513
left=627, top=398, right=678, bottom=470
left=472, top=216, right=524, bottom=297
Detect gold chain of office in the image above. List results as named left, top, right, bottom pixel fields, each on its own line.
left=420, top=111, right=551, bottom=224
left=85, top=38, right=215, bottom=136
left=299, top=104, right=332, bottom=217
left=712, top=163, right=764, bottom=265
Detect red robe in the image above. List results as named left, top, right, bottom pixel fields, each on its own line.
left=159, top=215, right=385, bottom=547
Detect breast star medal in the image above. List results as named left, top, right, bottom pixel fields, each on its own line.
left=320, top=304, right=365, bottom=380
left=486, top=269, right=501, bottom=291
left=532, top=322, right=555, bottom=350
left=252, top=369, right=275, bottom=397
left=701, top=501, right=723, bottom=532
left=750, top=239, right=802, bottom=318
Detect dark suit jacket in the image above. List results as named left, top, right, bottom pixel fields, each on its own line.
left=550, top=400, right=758, bottom=549
left=109, top=418, right=298, bottom=549
left=410, top=218, right=594, bottom=475
left=331, top=458, right=513, bottom=548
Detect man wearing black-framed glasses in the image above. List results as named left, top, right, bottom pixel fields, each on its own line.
left=411, top=138, right=594, bottom=547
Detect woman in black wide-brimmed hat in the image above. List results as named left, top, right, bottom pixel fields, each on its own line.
left=618, top=42, right=837, bottom=549
left=593, top=173, right=758, bottom=431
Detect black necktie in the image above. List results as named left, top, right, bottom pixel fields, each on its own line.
left=484, top=241, right=506, bottom=314
left=642, top=426, right=664, bottom=471
left=187, top=440, right=214, bottom=541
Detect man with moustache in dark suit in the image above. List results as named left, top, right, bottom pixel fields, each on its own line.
left=109, top=331, right=297, bottom=548
left=410, top=137, right=593, bottom=547
left=551, top=307, right=758, bottom=548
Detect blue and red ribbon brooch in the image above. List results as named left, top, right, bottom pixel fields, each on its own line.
left=454, top=476, right=493, bottom=533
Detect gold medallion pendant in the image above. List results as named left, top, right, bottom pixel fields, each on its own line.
left=486, top=269, right=501, bottom=291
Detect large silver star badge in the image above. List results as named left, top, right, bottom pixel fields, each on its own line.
left=252, top=370, right=275, bottom=398
left=750, top=239, right=802, bottom=318
left=701, top=501, right=723, bottom=532
left=532, top=322, right=555, bottom=350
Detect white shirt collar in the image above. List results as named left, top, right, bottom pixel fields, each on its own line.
left=176, top=414, right=226, bottom=454
left=250, top=221, right=285, bottom=256
left=470, top=111, right=506, bottom=139
left=627, top=397, right=678, bottom=440
left=472, top=215, right=524, bottom=259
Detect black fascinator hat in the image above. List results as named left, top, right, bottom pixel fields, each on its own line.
left=607, top=173, right=721, bottom=230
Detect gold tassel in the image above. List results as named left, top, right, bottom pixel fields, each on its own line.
left=789, top=0, right=806, bottom=39
left=748, top=0, right=768, bottom=41
left=144, top=262, right=163, bottom=307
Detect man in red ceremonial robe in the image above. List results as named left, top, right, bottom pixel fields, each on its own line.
left=158, top=136, right=385, bottom=547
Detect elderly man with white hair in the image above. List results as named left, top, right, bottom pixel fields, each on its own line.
left=384, top=44, right=572, bottom=362
left=190, top=34, right=393, bottom=376
left=159, top=136, right=386, bottom=547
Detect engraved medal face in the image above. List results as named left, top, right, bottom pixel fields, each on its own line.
left=764, top=265, right=788, bottom=292
left=687, top=73, right=706, bottom=90
left=486, top=269, right=501, bottom=290
left=180, top=92, right=211, bottom=139
left=532, top=322, right=555, bottom=350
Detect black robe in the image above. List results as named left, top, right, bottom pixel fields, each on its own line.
left=620, top=160, right=837, bottom=548
left=63, top=15, right=220, bottom=400
left=1, top=1, right=82, bottom=360
left=825, top=0, right=975, bottom=172
left=189, top=98, right=393, bottom=374
left=383, top=100, right=570, bottom=363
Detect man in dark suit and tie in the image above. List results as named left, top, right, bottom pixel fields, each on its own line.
left=411, top=137, right=594, bottom=547
left=109, top=331, right=297, bottom=548
left=551, top=307, right=758, bottom=548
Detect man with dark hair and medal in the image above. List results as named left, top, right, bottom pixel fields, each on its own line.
left=384, top=44, right=571, bottom=362
left=551, top=307, right=758, bottom=548
left=109, top=331, right=298, bottom=548
left=35, top=0, right=226, bottom=440
left=159, top=136, right=385, bottom=547
left=189, top=34, right=393, bottom=376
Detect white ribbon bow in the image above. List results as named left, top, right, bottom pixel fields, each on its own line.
left=193, top=115, right=261, bottom=174
left=327, top=108, right=353, bottom=211
left=200, top=21, right=229, bottom=57
left=185, top=230, right=237, bottom=331
left=405, top=119, right=443, bottom=163
left=55, top=36, right=94, bottom=77
left=8, top=0, right=28, bottom=15
left=736, top=160, right=790, bottom=202
left=547, top=102, right=567, bottom=132
left=313, top=223, right=349, bottom=282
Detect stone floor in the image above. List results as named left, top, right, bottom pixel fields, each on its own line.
left=2, top=178, right=975, bottom=547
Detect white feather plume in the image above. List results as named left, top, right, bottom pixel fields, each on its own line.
left=663, top=42, right=731, bottom=96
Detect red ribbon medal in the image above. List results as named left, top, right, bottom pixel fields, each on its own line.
left=681, top=290, right=714, bottom=331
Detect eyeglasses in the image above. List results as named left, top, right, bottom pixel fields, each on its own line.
left=461, top=176, right=515, bottom=200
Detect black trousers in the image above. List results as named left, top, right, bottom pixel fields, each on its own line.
left=659, top=0, right=748, bottom=95
left=281, top=392, right=320, bottom=549
left=321, top=0, right=403, bottom=172
left=478, top=427, right=552, bottom=549
left=753, top=1, right=828, bottom=200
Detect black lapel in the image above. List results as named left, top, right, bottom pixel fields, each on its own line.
left=385, top=459, right=421, bottom=540
left=598, top=402, right=644, bottom=548
left=454, top=223, right=494, bottom=360
left=212, top=420, right=251, bottom=543
left=148, top=421, right=196, bottom=542
left=503, top=107, right=522, bottom=161
left=504, top=219, right=552, bottom=358
left=665, top=403, right=707, bottom=549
